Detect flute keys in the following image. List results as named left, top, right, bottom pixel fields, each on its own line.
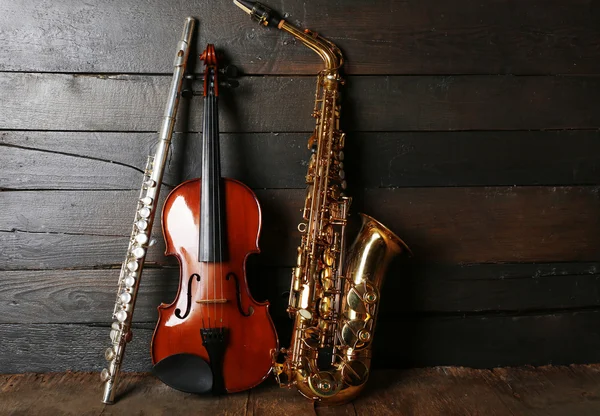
left=126, top=261, right=138, bottom=272
left=138, top=207, right=151, bottom=218
left=115, top=310, right=128, bottom=323
left=105, top=347, right=116, bottom=361
left=132, top=247, right=145, bottom=259
left=140, top=196, right=153, bottom=205
left=124, top=276, right=135, bottom=288
left=100, top=368, right=111, bottom=382
left=136, top=220, right=148, bottom=231
left=120, top=291, right=132, bottom=304
left=135, top=233, right=149, bottom=245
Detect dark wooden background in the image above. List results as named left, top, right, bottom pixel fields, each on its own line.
left=2, top=0, right=600, bottom=373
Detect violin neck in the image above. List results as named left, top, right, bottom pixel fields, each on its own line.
left=199, top=67, right=226, bottom=262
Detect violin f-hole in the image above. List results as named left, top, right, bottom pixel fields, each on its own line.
left=226, top=272, right=254, bottom=317
left=175, top=273, right=202, bottom=319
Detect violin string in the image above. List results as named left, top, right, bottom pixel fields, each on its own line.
left=215, top=87, right=224, bottom=329
left=201, top=77, right=209, bottom=331
left=211, top=72, right=217, bottom=328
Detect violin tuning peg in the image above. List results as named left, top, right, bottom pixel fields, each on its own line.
left=185, top=74, right=204, bottom=80
left=219, top=79, right=240, bottom=89
left=221, top=65, right=240, bottom=79
left=182, top=89, right=203, bottom=98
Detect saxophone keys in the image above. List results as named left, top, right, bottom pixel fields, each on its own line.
left=341, top=360, right=369, bottom=387
left=322, top=248, right=335, bottom=266
left=301, top=326, right=320, bottom=350
left=319, top=296, right=333, bottom=319
left=329, top=184, right=341, bottom=200
left=292, top=270, right=302, bottom=292
left=308, top=372, right=342, bottom=398
left=338, top=132, right=346, bottom=149
left=357, top=329, right=371, bottom=343
left=346, top=287, right=367, bottom=314
left=341, top=320, right=369, bottom=348
left=322, top=225, right=334, bottom=244
left=307, top=133, right=317, bottom=149
left=298, top=309, right=313, bottom=321
left=364, top=291, right=378, bottom=304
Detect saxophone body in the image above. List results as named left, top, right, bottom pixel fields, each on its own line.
left=234, top=1, right=411, bottom=405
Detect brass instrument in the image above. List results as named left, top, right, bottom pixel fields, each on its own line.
left=101, top=17, right=195, bottom=404
left=234, top=1, right=411, bottom=405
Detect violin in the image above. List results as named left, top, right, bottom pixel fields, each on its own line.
left=150, top=44, right=278, bottom=394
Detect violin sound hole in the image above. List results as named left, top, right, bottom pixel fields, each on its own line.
left=175, top=273, right=201, bottom=319
left=226, top=272, right=254, bottom=317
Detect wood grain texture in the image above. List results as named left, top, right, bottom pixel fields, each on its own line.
left=1, top=0, right=599, bottom=75
left=374, top=310, right=600, bottom=368
left=3, top=186, right=600, bottom=269
left=3, top=0, right=600, bottom=374
left=0, top=372, right=250, bottom=416
left=351, top=366, right=600, bottom=416
left=4, top=130, right=600, bottom=190
left=1, top=263, right=598, bottom=325
left=2, top=310, right=600, bottom=372
left=0, top=131, right=184, bottom=189
left=3, top=74, right=600, bottom=132
left=4, top=367, right=600, bottom=416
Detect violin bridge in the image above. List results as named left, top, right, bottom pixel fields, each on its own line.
left=195, top=299, right=229, bottom=304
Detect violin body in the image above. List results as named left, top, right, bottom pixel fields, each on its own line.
left=151, top=177, right=278, bottom=393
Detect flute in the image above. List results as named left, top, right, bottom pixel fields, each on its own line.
left=101, top=17, right=196, bottom=404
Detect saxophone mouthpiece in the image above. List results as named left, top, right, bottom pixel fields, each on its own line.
left=233, top=0, right=281, bottom=27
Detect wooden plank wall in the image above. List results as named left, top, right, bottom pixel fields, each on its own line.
left=1, top=0, right=600, bottom=372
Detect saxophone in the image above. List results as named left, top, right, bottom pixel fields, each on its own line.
left=234, top=1, right=411, bottom=405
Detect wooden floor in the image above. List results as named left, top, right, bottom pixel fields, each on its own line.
left=2, top=366, right=600, bottom=415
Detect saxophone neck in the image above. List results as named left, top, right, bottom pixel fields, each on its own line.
left=234, top=0, right=343, bottom=71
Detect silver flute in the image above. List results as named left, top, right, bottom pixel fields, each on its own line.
left=101, top=17, right=196, bottom=404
